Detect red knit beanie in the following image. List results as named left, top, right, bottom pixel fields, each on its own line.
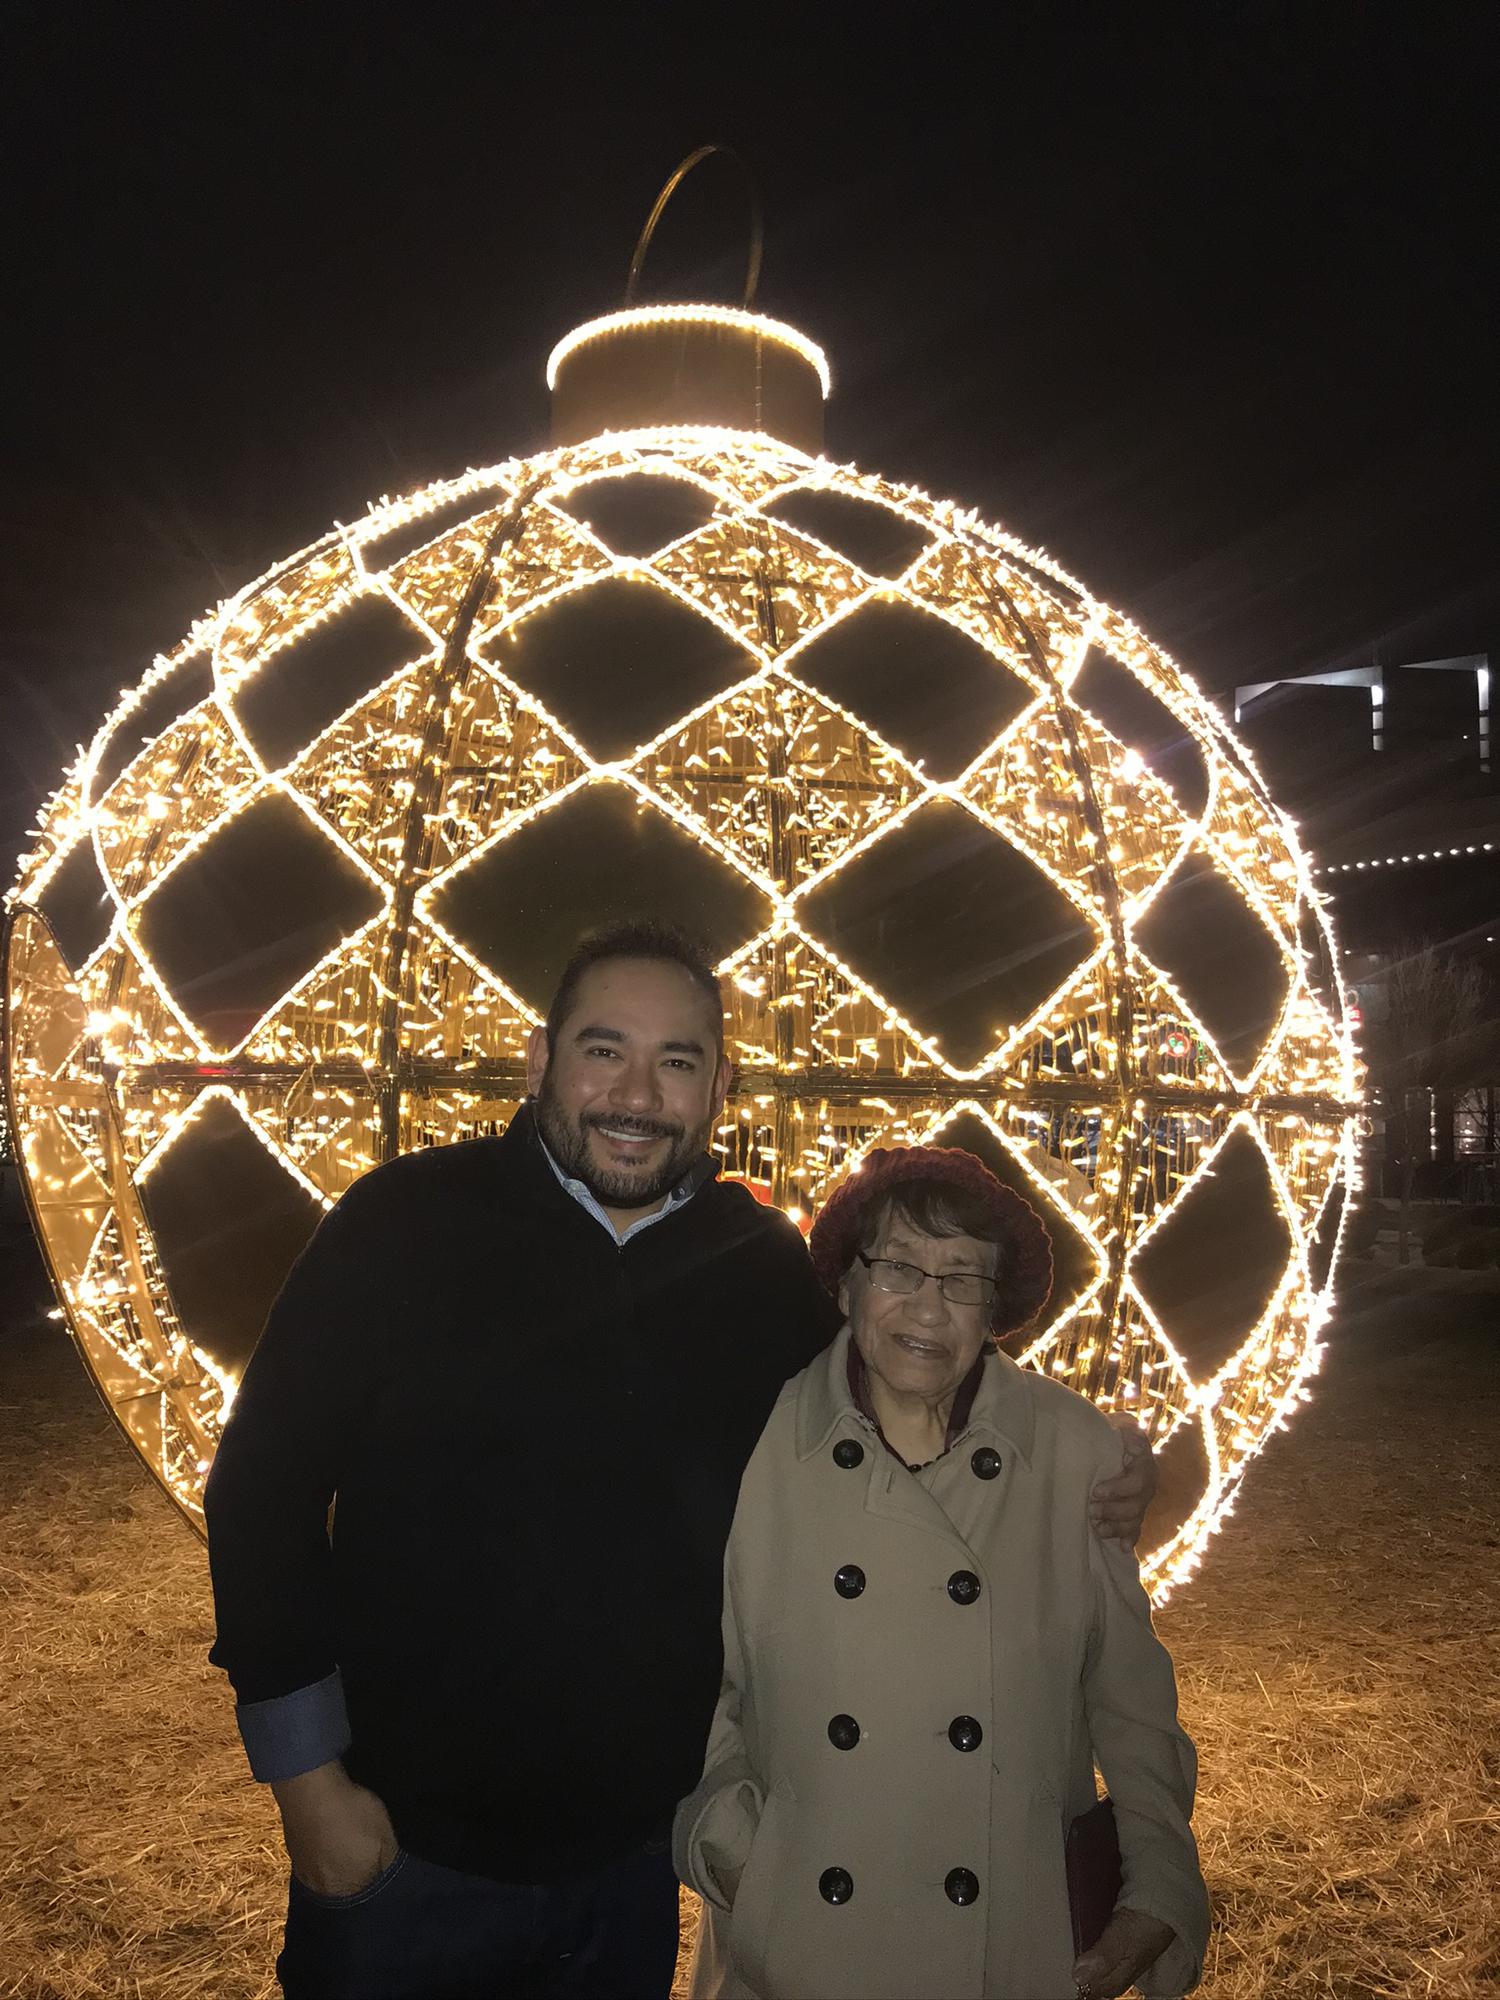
left=809, top=1145, right=1054, bottom=1336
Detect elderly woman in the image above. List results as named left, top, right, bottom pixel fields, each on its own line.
left=674, top=1146, right=1209, bottom=2000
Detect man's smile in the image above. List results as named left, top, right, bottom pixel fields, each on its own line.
left=586, top=1117, right=679, bottom=1159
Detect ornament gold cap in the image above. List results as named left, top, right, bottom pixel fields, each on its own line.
left=547, top=147, right=828, bottom=452
left=547, top=305, right=828, bottom=452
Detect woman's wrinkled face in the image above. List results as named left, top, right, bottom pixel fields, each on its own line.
left=839, top=1213, right=999, bottom=1407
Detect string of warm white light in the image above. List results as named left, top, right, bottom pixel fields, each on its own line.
left=1315, top=840, right=1495, bottom=874
left=3, top=410, right=1356, bottom=1588
left=546, top=306, right=833, bottom=397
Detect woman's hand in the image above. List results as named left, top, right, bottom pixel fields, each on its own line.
left=1089, top=1419, right=1157, bottom=1545
left=272, top=1760, right=400, bottom=1898
left=1072, top=1906, right=1176, bottom=1997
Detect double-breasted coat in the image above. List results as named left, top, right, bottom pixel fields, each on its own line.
left=673, top=1328, right=1210, bottom=2000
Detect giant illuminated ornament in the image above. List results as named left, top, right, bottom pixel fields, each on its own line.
left=2, top=156, right=1357, bottom=1594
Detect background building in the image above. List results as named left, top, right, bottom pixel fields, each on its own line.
left=1234, top=656, right=1499, bottom=1198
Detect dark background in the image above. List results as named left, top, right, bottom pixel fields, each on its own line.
left=4, top=0, right=1496, bottom=883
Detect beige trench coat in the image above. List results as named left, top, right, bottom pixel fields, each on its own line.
left=673, top=1328, right=1209, bottom=2000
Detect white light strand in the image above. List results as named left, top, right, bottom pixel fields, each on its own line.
left=546, top=306, right=832, bottom=398
left=3, top=422, right=1357, bottom=1598
left=1315, top=840, right=1495, bottom=874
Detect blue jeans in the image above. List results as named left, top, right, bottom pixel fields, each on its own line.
left=276, top=1841, right=681, bottom=2000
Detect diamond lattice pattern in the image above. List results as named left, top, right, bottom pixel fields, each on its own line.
left=4, top=432, right=1353, bottom=1585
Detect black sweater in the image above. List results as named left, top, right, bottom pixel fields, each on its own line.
left=204, top=1106, right=838, bottom=1880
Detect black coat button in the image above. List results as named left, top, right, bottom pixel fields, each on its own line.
left=827, top=1713, right=861, bottom=1750
left=971, top=1447, right=1002, bottom=1480
left=945, top=1867, right=980, bottom=1905
left=833, top=1438, right=865, bottom=1469
left=834, top=1564, right=866, bottom=1599
left=819, top=1866, right=854, bottom=1904
left=947, top=1714, right=983, bottom=1752
left=947, top=1569, right=982, bottom=1605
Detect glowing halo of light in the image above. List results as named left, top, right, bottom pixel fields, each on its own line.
left=3, top=350, right=1357, bottom=1592
left=546, top=306, right=833, bottom=397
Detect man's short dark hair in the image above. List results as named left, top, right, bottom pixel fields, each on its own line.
left=545, top=919, right=726, bottom=1058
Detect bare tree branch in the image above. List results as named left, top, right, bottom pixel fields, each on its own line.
left=1365, top=941, right=1494, bottom=1096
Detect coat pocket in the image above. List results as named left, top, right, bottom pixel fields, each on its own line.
left=727, top=1785, right=792, bottom=1996
left=692, top=1774, right=765, bottom=1913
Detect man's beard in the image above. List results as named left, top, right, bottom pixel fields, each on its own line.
left=534, top=1074, right=710, bottom=1210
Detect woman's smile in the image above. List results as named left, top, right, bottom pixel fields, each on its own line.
left=889, top=1331, right=951, bottom=1361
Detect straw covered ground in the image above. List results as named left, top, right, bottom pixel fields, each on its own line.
left=1, top=1197, right=1497, bottom=1999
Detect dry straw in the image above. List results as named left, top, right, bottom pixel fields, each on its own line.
left=1, top=1257, right=1496, bottom=1998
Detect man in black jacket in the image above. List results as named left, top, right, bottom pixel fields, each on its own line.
left=206, top=919, right=1154, bottom=2000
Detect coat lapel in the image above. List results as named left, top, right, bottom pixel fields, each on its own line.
left=795, top=1327, right=1037, bottom=1551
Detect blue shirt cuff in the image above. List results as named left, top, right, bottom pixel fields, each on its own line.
left=236, top=1670, right=352, bottom=1782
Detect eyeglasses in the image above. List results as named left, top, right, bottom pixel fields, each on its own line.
left=856, top=1251, right=998, bottom=1308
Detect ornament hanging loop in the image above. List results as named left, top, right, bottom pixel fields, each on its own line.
left=624, top=144, right=764, bottom=309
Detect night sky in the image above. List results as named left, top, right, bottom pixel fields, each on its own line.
left=5, top=2, right=1496, bottom=880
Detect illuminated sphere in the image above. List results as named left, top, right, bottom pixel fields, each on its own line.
left=2, top=304, right=1355, bottom=1592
